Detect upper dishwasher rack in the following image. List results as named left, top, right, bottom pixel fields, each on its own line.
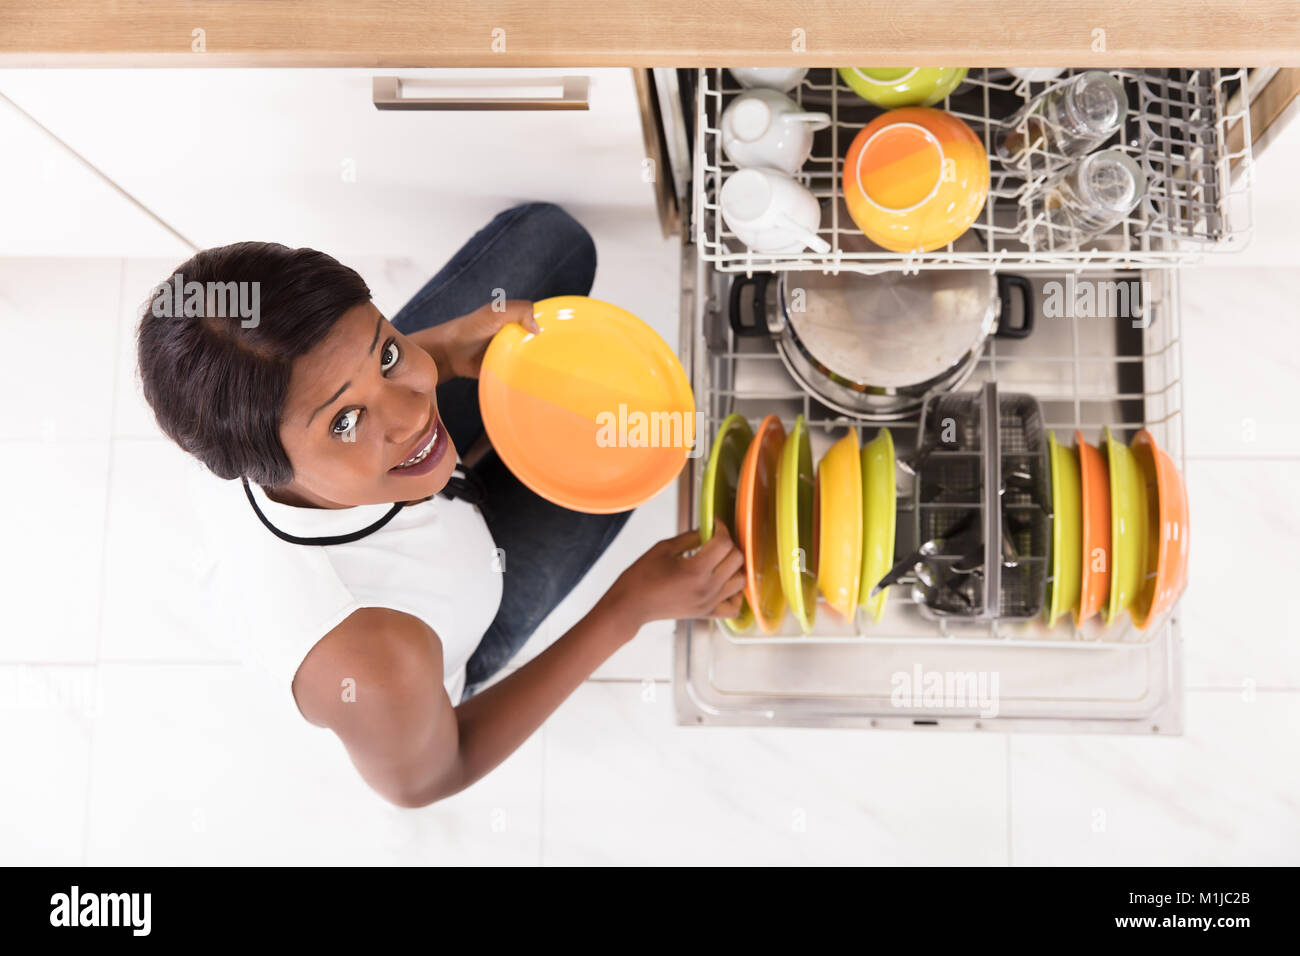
left=693, top=67, right=1254, bottom=275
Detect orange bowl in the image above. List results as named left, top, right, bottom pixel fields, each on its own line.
left=1129, top=430, right=1190, bottom=630
left=736, top=415, right=787, bottom=633
left=1075, top=430, right=1111, bottom=626
left=479, top=296, right=694, bottom=514
left=842, top=107, right=989, bottom=253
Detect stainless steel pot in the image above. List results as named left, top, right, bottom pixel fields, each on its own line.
left=728, top=266, right=1034, bottom=421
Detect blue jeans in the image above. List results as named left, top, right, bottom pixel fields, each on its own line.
left=389, top=202, right=633, bottom=702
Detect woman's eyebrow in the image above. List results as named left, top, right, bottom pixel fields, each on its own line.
left=305, top=314, right=386, bottom=426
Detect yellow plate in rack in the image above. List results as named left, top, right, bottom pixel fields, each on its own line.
left=1104, top=427, right=1150, bottom=626
left=817, top=431, right=863, bottom=622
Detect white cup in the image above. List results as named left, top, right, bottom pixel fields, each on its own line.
left=721, top=88, right=831, bottom=175
left=720, top=167, right=831, bottom=255
left=728, top=67, right=810, bottom=92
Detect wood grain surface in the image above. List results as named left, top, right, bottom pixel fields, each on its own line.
left=2, top=1, right=1298, bottom=67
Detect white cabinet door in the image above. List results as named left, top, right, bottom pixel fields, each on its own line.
left=0, top=68, right=658, bottom=259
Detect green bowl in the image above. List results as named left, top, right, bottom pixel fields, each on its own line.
left=838, top=67, right=968, bottom=108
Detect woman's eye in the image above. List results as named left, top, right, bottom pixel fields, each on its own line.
left=332, top=409, right=361, bottom=438
left=381, top=340, right=400, bottom=372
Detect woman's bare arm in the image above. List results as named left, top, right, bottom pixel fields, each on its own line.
left=292, top=607, right=460, bottom=807
left=292, top=598, right=636, bottom=808
left=292, top=524, right=745, bottom=808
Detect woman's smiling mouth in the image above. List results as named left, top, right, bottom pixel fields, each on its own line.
left=389, top=412, right=450, bottom=476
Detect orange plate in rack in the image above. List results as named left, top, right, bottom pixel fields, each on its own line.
left=736, top=414, right=787, bottom=633
left=479, top=296, right=695, bottom=514
left=1129, top=429, right=1190, bottom=630
left=1075, top=430, right=1111, bottom=626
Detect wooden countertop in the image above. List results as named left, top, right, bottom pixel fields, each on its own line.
left=2, top=0, right=1299, bottom=67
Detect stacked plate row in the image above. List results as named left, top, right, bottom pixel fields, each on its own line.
left=700, top=414, right=897, bottom=634
left=700, top=411, right=1190, bottom=636
left=1046, top=427, right=1190, bottom=631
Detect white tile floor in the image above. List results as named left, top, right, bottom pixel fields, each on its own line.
left=4, top=138, right=1300, bottom=866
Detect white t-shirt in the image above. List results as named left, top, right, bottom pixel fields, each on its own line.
left=187, top=460, right=504, bottom=726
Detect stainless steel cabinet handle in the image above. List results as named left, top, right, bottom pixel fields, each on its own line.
left=372, top=75, right=589, bottom=111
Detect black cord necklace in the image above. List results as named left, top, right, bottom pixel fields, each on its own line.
left=241, top=465, right=491, bottom=547
left=241, top=477, right=405, bottom=546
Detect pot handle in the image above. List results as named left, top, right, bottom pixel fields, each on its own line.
left=728, top=273, right=774, bottom=337
left=994, top=274, right=1035, bottom=339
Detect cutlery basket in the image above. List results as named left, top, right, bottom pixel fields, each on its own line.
left=911, top=382, right=1053, bottom=621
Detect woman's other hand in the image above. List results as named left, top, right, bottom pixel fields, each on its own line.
left=418, top=299, right=539, bottom=380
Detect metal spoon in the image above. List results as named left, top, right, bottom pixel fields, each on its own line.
left=869, top=510, right=977, bottom=597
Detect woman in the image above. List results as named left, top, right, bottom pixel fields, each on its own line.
left=137, top=202, right=745, bottom=808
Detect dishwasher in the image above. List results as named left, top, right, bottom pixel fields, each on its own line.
left=645, top=67, right=1254, bottom=734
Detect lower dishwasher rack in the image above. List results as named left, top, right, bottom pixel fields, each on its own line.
left=673, top=239, right=1185, bottom=734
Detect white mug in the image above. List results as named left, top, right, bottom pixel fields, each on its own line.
left=721, top=88, right=831, bottom=175
left=728, top=67, right=810, bottom=92
left=720, top=167, right=831, bottom=255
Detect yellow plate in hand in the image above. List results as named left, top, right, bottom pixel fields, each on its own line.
left=700, top=413, right=755, bottom=633
left=479, top=295, right=694, bottom=514
left=777, top=415, right=818, bottom=633
left=858, top=428, right=897, bottom=622
left=817, top=431, right=863, bottom=622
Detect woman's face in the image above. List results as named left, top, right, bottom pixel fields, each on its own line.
left=273, top=301, right=458, bottom=507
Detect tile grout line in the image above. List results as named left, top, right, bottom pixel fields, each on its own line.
left=9, top=662, right=1296, bottom=691
left=1182, top=454, right=1300, bottom=462
left=80, top=256, right=128, bottom=865
left=1005, top=735, right=1013, bottom=867
left=1187, top=685, right=1300, bottom=693
left=538, top=720, right=547, bottom=868
left=0, top=93, right=201, bottom=254
left=3, top=658, right=245, bottom=667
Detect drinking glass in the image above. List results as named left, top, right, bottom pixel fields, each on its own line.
left=1025, top=149, right=1147, bottom=250
left=997, top=71, right=1129, bottom=167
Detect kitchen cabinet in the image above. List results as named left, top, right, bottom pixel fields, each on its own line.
left=0, top=68, right=659, bottom=259
left=3, top=1, right=1298, bottom=66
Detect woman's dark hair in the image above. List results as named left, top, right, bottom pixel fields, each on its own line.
left=136, top=241, right=371, bottom=486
